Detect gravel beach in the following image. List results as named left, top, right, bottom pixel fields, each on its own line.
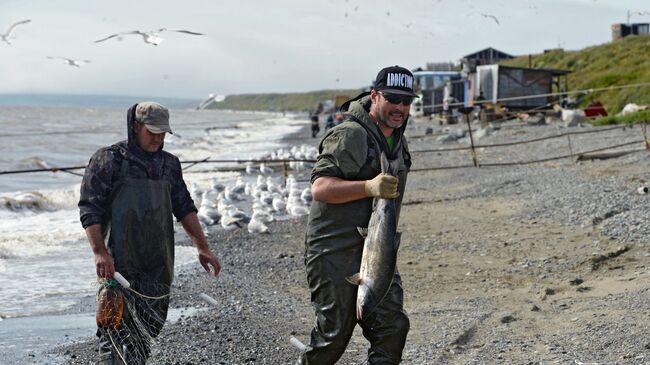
left=52, top=115, right=650, bottom=364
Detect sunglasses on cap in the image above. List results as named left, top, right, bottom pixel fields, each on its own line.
left=379, top=91, right=414, bottom=106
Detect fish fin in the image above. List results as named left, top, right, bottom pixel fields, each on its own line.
left=357, top=227, right=368, bottom=238
left=394, top=232, right=402, bottom=251
left=380, top=151, right=389, bottom=174
left=346, top=273, right=361, bottom=285
left=380, top=150, right=400, bottom=176
left=388, top=156, right=400, bottom=176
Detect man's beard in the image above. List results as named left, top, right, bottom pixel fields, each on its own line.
left=378, top=105, right=407, bottom=129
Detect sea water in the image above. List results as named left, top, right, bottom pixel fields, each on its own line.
left=0, top=100, right=305, bottom=319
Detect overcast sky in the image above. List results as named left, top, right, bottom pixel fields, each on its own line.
left=1, top=0, right=648, bottom=99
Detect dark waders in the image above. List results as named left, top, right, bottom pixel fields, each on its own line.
left=97, top=161, right=174, bottom=365
left=301, top=246, right=409, bottom=365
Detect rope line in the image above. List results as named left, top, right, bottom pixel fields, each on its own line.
left=410, top=125, right=625, bottom=153
left=411, top=140, right=645, bottom=171
left=0, top=127, right=645, bottom=176
left=126, top=287, right=171, bottom=300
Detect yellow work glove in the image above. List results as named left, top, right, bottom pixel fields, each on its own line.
left=365, top=173, right=399, bottom=199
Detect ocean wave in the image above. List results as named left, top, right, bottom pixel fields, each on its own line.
left=16, top=156, right=52, bottom=170
left=0, top=192, right=51, bottom=211
left=0, top=185, right=80, bottom=212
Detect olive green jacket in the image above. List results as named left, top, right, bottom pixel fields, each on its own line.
left=305, top=93, right=412, bottom=254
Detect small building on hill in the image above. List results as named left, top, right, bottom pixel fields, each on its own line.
left=475, top=65, right=571, bottom=110
left=612, top=23, right=649, bottom=41
left=461, top=47, right=514, bottom=73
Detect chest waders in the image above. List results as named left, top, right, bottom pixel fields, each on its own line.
left=98, top=159, right=175, bottom=364
left=302, top=118, right=410, bottom=365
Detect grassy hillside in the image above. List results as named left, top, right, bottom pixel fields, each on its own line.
left=501, top=35, right=650, bottom=113
left=207, top=89, right=362, bottom=112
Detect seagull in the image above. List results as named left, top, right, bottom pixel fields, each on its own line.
left=196, top=93, right=226, bottom=110
left=259, top=162, right=274, bottom=175
left=477, top=12, right=500, bottom=25
left=1, top=19, right=31, bottom=45
left=47, top=56, right=91, bottom=67
left=94, top=28, right=204, bottom=46
left=247, top=218, right=270, bottom=234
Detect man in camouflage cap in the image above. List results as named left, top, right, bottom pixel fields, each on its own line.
left=79, top=101, right=221, bottom=364
left=299, top=66, right=416, bottom=364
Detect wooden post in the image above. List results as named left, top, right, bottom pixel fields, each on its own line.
left=283, top=161, right=289, bottom=184
left=643, top=122, right=650, bottom=150
left=459, top=107, right=479, bottom=167
left=567, top=134, right=574, bottom=158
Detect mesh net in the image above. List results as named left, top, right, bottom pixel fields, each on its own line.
left=96, top=277, right=170, bottom=365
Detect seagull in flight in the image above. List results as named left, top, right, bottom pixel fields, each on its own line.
left=47, top=56, right=91, bottom=67
left=94, top=28, right=204, bottom=46
left=1, top=19, right=31, bottom=45
left=477, top=12, right=500, bottom=25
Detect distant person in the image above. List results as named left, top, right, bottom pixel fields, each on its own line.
left=476, top=91, right=488, bottom=128
left=311, top=112, right=320, bottom=138
left=325, top=113, right=335, bottom=130
left=298, top=65, right=415, bottom=364
left=315, top=102, right=324, bottom=114
left=78, top=102, right=221, bottom=364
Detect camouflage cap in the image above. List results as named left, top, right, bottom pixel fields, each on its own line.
left=135, top=102, right=172, bottom=134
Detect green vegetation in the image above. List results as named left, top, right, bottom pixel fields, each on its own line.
left=590, top=109, right=650, bottom=126
left=502, top=35, right=650, bottom=114
left=210, top=35, right=650, bottom=115
left=207, top=89, right=362, bottom=112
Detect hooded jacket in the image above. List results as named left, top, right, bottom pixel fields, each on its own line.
left=79, top=103, right=196, bottom=229
left=305, top=93, right=411, bottom=253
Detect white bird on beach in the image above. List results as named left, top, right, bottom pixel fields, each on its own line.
left=259, top=162, right=274, bottom=175
left=94, top=28, right=204, bottom=46
left=1, top=19, right=31, bottom=45
left=247, top=218, right=269, bottom=234
left=47, top=56, right=91, bottom=68
left=300, top=187, right=313, bottom=205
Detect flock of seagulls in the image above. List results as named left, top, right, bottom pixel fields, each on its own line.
left=2, top=19, right=204, bottom=68
left=193, top=144, right=318, bottom=236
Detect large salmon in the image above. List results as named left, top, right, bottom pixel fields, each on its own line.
left=347, top=151, right=401, bottom=321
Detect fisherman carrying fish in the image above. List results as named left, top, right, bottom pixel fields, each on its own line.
left=78, top=102, right=221, bottom=364
left=300, top=66, right=415, bottom=364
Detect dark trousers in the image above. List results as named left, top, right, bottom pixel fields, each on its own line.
left=302, top=246, right=409, bottom=364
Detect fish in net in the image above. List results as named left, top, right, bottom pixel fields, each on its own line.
left=95, top=274, right=171, bottom=365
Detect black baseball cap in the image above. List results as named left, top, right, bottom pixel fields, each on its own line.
left=373, top=65, right=418, bottom=97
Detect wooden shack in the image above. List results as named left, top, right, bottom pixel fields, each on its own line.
left=475, top=65, right=571, bottom=111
